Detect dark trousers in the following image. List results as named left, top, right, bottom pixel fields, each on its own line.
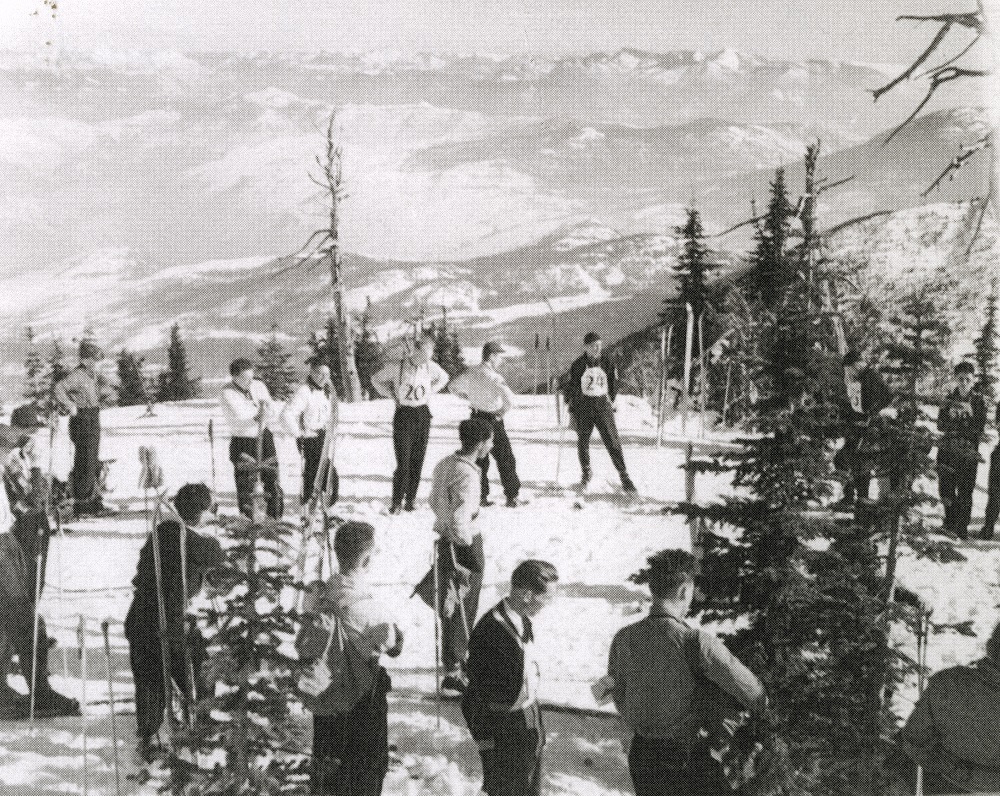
left=311, top=668, right=390, bottom=796
left=124, top=608, right=205, bottom=741
left=392, top=405, right=431, bottom=507
left=628, top=737, right=727, bottom=796
left=0, top=596, right=50, bottom=694
left=575, top=400, right=628, bottom=478
left=471, top=411, right=520, bottom=502
left=478, top=707, right=544, bottom=796
left=68, top=407, right=102, bottom=511
left=834, top=429, right=873, bottom=502
left=301, top=432, right=339, bottom=506
left=12, top=512, right=50, bottom=599
left=437, top=535, right=485, bottom=672
left=230, top=430, right=283, bottom=520
left=938, top=446, right=979, bottom=538
left=982, top=444, right=1000, bottom=537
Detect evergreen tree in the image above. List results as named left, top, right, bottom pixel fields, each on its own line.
left=163, top=515, right=309, bottom=795
left=156, top=324, right=201, bottom=402
left=256, top=325, right=298, bottom=401
left=748, top=168, right=795, bottom=310
left=428, top=311, right=466, bottom=379
left=308, top=317, right=345, bottom=398
left=975, top=282, right=999, bottom=406
left=23, top=327, right=47, bottom=407
left=116, top=349, right=148, bottom=407
left=47, top=339, right=68, bottom=412
left=353, top=304, right=385, bottom=399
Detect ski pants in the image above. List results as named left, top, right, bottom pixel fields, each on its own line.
left=311, top=667, right=391, bottom=796
left=574, top=400, right=629, bottom=479
left=301, top=432, right=338, bottom=506
left=68, top=407, right=102, bottom=512
left=628, top=737, right=728, bottom=796
left=229, top=430, right=283, bottom=520
left=0, top=595, right=50, bottom=694
left=471, top=410, right=520, bottom=502
left=437, top=535, right=484, bottom=672
left=477, top=705, right=544, bottom=796
left=982, top=443, right=1000, bottom=538
left=938, top=444, right=979, bottom=538
left=392, top=405, right=431, bottom=508
left=124, top=608, right=206, bottom=741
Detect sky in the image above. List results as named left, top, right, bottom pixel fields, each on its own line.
left=3, top=0, right=995, bottom=64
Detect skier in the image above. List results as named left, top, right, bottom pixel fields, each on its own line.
left=297, top=521, right=404, bottom=795
left=281, top=357, right=338, bottom=508
left=371, top=332, right=449, bottom=514
left=462, top=560, right=560, bottom=796
left=0, top=423, right=79, bottom=719
left=833, top=350, right=893, bottom=505
left=53, top=339, right=114, bottom=518
left=220, top=358, right=283, bottom=520
left=123, top=483, right=223, bottom=761
left=564, top=332, right=637, bottom=493
left=606, top=549, right=765, bottom=796
left=449, top=341, right=523, bottom=508
left=937, top=361, right=986, bottom=539
left=980, top=402, right=1000, bottom=541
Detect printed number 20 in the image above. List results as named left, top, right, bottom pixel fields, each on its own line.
left=404, top=384, right=427, bottom=401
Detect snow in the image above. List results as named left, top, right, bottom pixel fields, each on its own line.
left=3, top=393, right=997, bottom=794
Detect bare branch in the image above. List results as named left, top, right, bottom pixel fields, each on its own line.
left=819, top=210, right=894, bottom=238
left=872, top=21, right=954, bottom=102
left=881, top=65, right=987, bottom=144
left=713, top=213, right=767, bottom=238
left=965, top=186, right=994, bottom=258
left=816, top=175, right=856, bottom=195
left=895, top=11, right=982, bottom=32
left=924, top=133, right=992, bottom=195
left=918, top=33, right=981, bottom=78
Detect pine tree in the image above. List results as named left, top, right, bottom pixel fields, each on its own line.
left=748, top=168, right=795, bottom=310
left=46, top=338, right=68, bottom=413
left=23, top=327, right=47, bottom=407
left=163, top=515, right=309, bottom=795
left=256, top=325, right=298, bottom=401
left=156, top=324, right=201, bottom=402
left=975, top=281, right=999, bottom=406
left=308, top=317, right=345, bottom=398
left=428, top=311, right=466, bottom=379
left=116, top=349, right=148, bottom=407
left=353, top=303, right=385, bottom=399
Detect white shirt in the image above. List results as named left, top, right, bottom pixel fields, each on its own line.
left=449, top=363, right=514, bottom=415
left=373, top=359, right=449, bottom=407
left=220, top=379, right=274, bottom=438
left=500, top=599, right=540, bottom=710
left=281, top=381, right=335, bottom=437
left=0, top=477, right=12, bottom=533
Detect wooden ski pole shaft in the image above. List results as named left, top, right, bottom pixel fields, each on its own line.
left=101, top=620, right=123, bottom=796
left=29, top=551, right=43, bottom=723
left=179, top=525, right=197, bottom=727
left=208, top=420, right=217, bottom=495
left=682, top=304, right=694, bottom=436
left=432, top=542, right=441, bottom=729
left=147, top=488, right=176, bottom=736
left=77, top=615, right=88, bottom=796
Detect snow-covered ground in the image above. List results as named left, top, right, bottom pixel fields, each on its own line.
left=5, top=394, right=1000, bottom=794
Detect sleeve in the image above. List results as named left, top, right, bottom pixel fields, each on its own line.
left=606, top=356, right=618, bottom=402
left=280, top=386, right=308, bottom=437
left=898, top=677, right=944, bottom=765
left=220, top=387, right=257, bottom=424
left=256, top=382, right=275, bottom=422
left=429, top=361, right=450, bottom=394
left=936, top=397, right=951, bottom=433
left=449, top=370, right=470, bottom=399
left=499, top=380, right=515, bottom=415
left=449, top=467, right=478, bottom=545
left=52, top=372, right=77, bottom=413
left=608, top=630, right=626, bottom=710
left=698, top=631, right=765, bottom=709
left=974, top=395, right=987, bottom=437
left=371, top=364, right=398, bottom=399
left=564, top=359, right=581, bottom=409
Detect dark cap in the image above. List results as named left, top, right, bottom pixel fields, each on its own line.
left=79, top=340, right=103, bottom=361
left=482, top=340, right=505, bottom=359
left=305, top=355, right=328, bottom=368
left=583, top=332, right=601, bottom=345
left=229, top=357, right=255, bottom=377
left=10, top=403, right=46, bottom=429
left=955, top=361, right=976, bottom=375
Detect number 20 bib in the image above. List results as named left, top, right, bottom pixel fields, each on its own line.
left=582, top=365, right=609, bottom=398
left=399, top=364, right=430, bottom=406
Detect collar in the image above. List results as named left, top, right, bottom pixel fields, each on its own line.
left=306, top=378, right=329, bottom=394
left=229, top=380, right=255, bottom=399
left=649, top=606, right=687, bottom=621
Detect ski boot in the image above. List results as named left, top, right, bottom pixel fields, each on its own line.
left=403, top=501, right=416, bottom=512
left=31, top=687, right=81, bottom=718
left=440, top=668, right=468, bottom=695
left=579, top=467, right=592, bottom=490
left=621, top=475, right=638, bottom=495
left=0, top=682, right=29, bottom=720
left=389, top=503, right=403, bottom=516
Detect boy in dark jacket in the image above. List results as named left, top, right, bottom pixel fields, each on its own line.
left=937, top=362, right=986, bottom=539
left=564, top=332, right=636, bottom=493
left=124, top=483, right=223, bottom=761
left=462, top=560, right=559, bottom=796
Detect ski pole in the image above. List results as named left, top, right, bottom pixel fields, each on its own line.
left=432, top=542, right=441, bottom=729
left=554, top=414, right=566, bottom=487
left=208, top=420, right=217, bottom=496
left=49, top=420, right=70, bottom=681
left=178, top=525, right=197, bottom=727
left=29, top=550, right=43, bottom=723
left=101, top=619, right=123, bottom=796
left=77, top=615, right=88, bottom=796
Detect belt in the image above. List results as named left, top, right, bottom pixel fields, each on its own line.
left=471, top=409, right=501, bottom=418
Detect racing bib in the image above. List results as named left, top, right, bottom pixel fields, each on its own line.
left=581, top=365, right=609, bottom=398
left=399, top=363, right=431, bottom=406
left=846, top=379, right=862, bottom=414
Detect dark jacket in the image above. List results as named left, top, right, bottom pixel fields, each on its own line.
left=462, top=601, right=534, bottom=738
left=125, top=521, right=224, bottom=636
left=839, top=366, right=892, bottom=421
left=565, top=354, right=618, bottom=412
left=938, top=388, right=987, bottom=450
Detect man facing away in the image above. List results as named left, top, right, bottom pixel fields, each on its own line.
left=53, top=339, right=114, bottom=518
left=220, top=358, right=283, bottom=520
left=123, top=483, right=223, bottom=761
left=607, top=549, right=765, bottom=796
left=937, top=361, right=986, bottom=539
left=426, top=417, right=492, bottom=694
left=564, top=332, right=637, bottom=494
left=297, top=521, right=404, bottom=796
left=372, top=332, right=449, bottom=514
left=462, top=560, right=559, bottom=796
left=449, top=341, right=523, bottom=508
left=281, top=357, right=338, bottom=509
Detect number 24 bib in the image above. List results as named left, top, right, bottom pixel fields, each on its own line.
left=582, top=366, right=609, bottom=398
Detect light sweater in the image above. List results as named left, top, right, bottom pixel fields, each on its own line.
left=281, top=380, right=335, bottom=437
left=429, top=451, right=481, bottom=545
left=449, top=364, right=514, bottom=415
left=220, top=379, right=274, bottom=438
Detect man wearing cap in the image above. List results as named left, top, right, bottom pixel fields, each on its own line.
left=449, top=341, right=523, bottom=508
left=564, top=332, right=637, bottom=494
left=220, top=358, right=283, bottom=520
left=281, top=358, right=339, bottom=509
left=372, top=332, right=450, bottom=514
left=53, top=340, right=113, bottom=518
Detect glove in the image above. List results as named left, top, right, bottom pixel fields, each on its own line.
left=296, top=437, right=305, bottom=454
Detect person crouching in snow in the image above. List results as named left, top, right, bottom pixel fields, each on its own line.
left=297, top=520, right=404, bottom=796
left=0, top=423, right=79, bottom=719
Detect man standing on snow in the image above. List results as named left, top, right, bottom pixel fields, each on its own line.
left=449, top=341, right=522, bottom=508
left=937, top=361, right=986, bottom=539
left=372, top=332, right=449, bottom=514
left=564, top=332, right=637, bottom=494
left=834, top=350, right=893, bottom=505
left=53, top=339, right=114, bottom=518
left=606, top=549, right=765, bottom=796
left=220, top=358, right=283, bottom=520
left=979, top=402, right=1000, bottom=541
left=282, top=357, right=338, bottom=509
left=462, top=559, right=559, bottom=796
